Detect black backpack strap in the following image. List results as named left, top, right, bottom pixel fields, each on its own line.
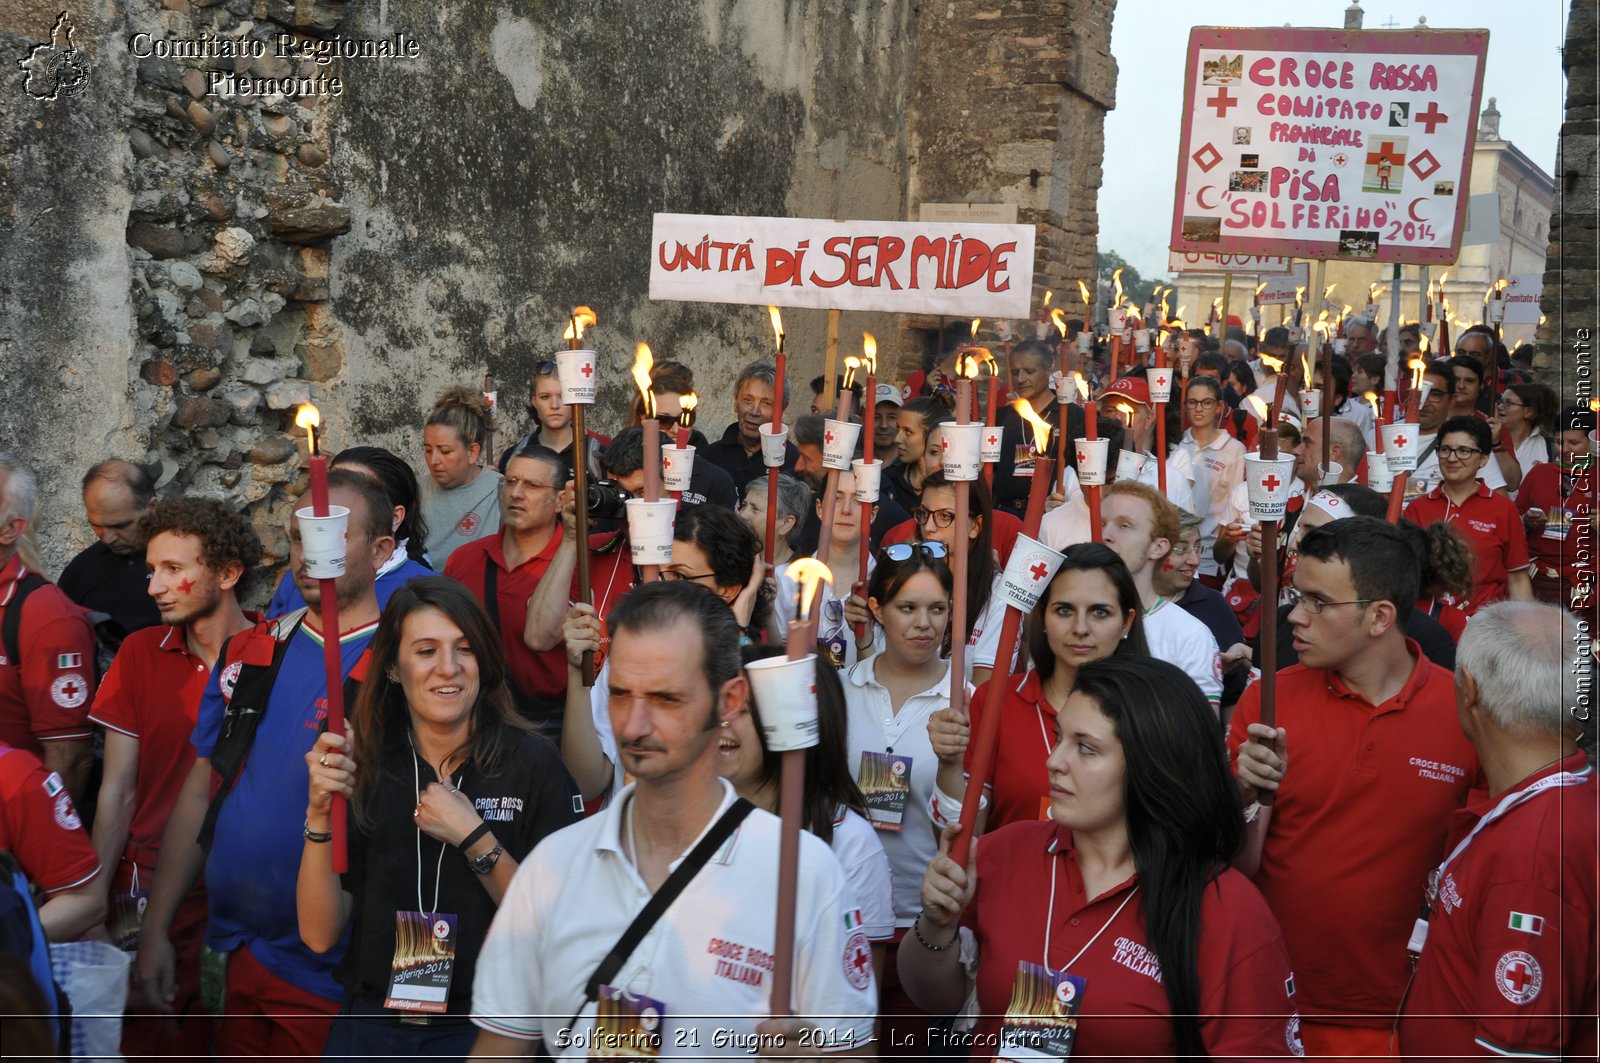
left=2, top=572, right=49, bottom=668
left=565, top=798, right=756, bottom=1033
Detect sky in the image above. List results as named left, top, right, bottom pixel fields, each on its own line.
left=1099, top=0, right=1569, bottom=278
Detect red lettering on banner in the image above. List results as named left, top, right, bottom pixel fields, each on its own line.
left=909, top=236, right=944, bottom=288
left=809, top=236, right=854, bottom=289
left=1369, top=63, right=1438, bottom=92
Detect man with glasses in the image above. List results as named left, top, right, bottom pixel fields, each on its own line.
left=1176, top=376, right=1246, bottom=586
left=445, top=443, right=572, bottom=737
left=1405, top=416, right=1532, bottom=613
left=1152, top=509, right=1250, bottom=711
left=1230, top=517, right=1478, bottom=1058
left=1343, top=315, right=1377, bottom=357
left=1412, top=361, right=1511, bottom=495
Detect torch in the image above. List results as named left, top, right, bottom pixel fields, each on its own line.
left=632, top=344, right=664, bottom=582
left=764, top=307, right=787, bottom=575
left=947, top=356, right=978, bottom=752
left=296, top=404, right=349, bottom=872
left=665, top=393, right=698, bottom=503
left=967, top=320, right=982, bottom=422
left=1150, top=343, right=1171, bottom=495
left=808, top=358, right=860, bottom=643
left=855, top=334, right=879, bottom=645
left=1384, top=359, right=1428, bottom=524
left=1074, top=377, right=1102, bottom=541
left=1437, top=275, right=1451, bottom=358
left=1249, top=354, right=1301, bottom=792
left=982, top=351, right=1003, bottom=489
left=562, top=306, right=599, bottom=685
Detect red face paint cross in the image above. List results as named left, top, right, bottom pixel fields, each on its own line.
left=176, top=576, right=196, bottom=594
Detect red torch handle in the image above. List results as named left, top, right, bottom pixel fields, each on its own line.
left=950, top=457, right=1054, bottom=867
left=764, top=351, right=787, bottom=575
left=308, top=454, right=347, bottom=872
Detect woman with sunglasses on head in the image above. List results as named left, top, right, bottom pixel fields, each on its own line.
left=298, top=578, right=581, bottom=1060
left=724, top=646, right=895, bottom=973
left=929, top=544, right=1149, bottom=837
left=841, top=543, right=970, bottom=1053
left=903, top=472, right=1006, bottom=686
left=902, top=657, right=1301, bottom=1059
left=498, top=361, right=607, bottom=487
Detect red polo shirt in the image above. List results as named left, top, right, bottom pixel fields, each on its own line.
left=1514, top=461, right=1596, bottom=611
left=1399, top=754, right=1597, bottom=1059
left=90, top=622, right=252, bottom=868
left=1404, top=482, right=1529, bottom=612
left=0, top=555, right=97, bottom=753
left=0, top=743, right=99, bottom=894
left=445, top=526, right=568, bottom=701
left=963, top=670, right=1058, bottom=834
left=1228, top=644, right=1481, bottom=1025
left=963, top=819, right=1302, bottom=1057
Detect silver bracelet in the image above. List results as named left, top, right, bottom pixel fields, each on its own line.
left=303, top=819, right=333, bottom=843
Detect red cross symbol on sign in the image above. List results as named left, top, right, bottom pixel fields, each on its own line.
left=824, top=430, right=835, bottom=445
left=1261, top=474, right=1282, bottom=492
left=1366, top=140, right=1406, bottom=168
left=1392, top=434, right=1408, bottom=448
left=1504, top=961, right=1535, bottom=992
left=1414, top=102, right=1448, bottom=134
left=1029, top=561, right=1049, bottom=581
left=1206, top=88, right=1237, bottom=117
left=580, top=362, right=594, bottom=378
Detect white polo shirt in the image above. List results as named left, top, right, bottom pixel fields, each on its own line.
left=843, top=657, right=957, bottom=924
left=1177, top=430, right=1248, bottom=576
left=828, top=807, right=896, bottom=942
left=472, top=780, right=878, bottom=1055
left=1142, top=596, right=1223, bottom=709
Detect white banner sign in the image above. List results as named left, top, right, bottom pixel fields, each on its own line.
left=1171, top=27, right=1488, bottom=265
left=1167, top=251, right=1295, bottom=274
left=648, top=213, right=1036, bottom=318
left=1501, top=273, right=1543, bottom=325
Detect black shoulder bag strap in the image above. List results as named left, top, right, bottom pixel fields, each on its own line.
left=1417, top=435, right=1441, bottom=470
left=483, top=556, right=501, bottom=636
left=2, top=572, right=49, bottom=667
left=565, top=798, right=756, bottom=1033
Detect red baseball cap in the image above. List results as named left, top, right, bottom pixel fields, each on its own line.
left=1102, top=376, right=1151, bottom=407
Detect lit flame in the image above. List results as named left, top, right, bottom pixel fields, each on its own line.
left=1341, top=303, right=1353, bottom=318
left=1301, top=351, right=1313, bottom=382
left=1254, top=281, right=1269, bottom=298
left=295, top=404, right=320, bottom=432
left=843, top=356, right=861, bottom=390
left=958, top=353, right=980, bottom=380
left=632, top=343, right=655, bottom=418
left=1114, top=402, right=1135, bottom=428
left=1211, top=297, right=1222, bottom=318
left=1260, top=352, right=1285, bottom=373
left=1408, top=356, right=1426, bottom=392
left=767, top=305, right=785, bottom=347
left=1012, top=399, right=1053, bottom=451
left=1591, top=398, right=1600, bottom=413
left=1076, top=279, right=1091, bottom=304
left=1159, top=289, right=1171, bottom=320
left=787, top=558, right=833, bottom=621
left=1368, top=283, right=1381, bottom=302
left=1042, top=290, right=1053, bottom=310
left=1323, top=283, right=1338, bottom=302
left=1365, top=391, right=1382, bottom=422
left=1112, top=268, right=1124, bottom=307
left=1050, top=307, right=1069, bottom=337
left=1072, top=372, right=1090, bottom=403
left=861, top=332, right=877, bottom=374
left=1175, top=304, right=1187, bottom=322
left=1294, top=286, right=1306, bottom=308
left=984, top=352, right=999, bottom=377
left=1495, top=277, right=1508, bottom=293
left=1246, top=394, right=1270, bottom=421
left=1127, top=306, right=1143, bottom=327
left=679, top=393, right=698, bottom=427
left=970, top=318, right=981, bottom=339
left=563, top=305, right=597, bottom=341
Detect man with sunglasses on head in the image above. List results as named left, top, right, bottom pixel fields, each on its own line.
left=1404, top=416, right=1532, bottom=614
left=1230, top=517, right=1479, bottom=1058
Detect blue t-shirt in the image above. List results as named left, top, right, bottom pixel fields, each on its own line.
left=265, top=556, right=434, bottom=617
left=192, top=621, right=377, bottom=1000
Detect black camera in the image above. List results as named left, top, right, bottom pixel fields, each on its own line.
left=586, top=478, right=634, bottom=520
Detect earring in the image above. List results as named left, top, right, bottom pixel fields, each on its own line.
left=1121, top=632, right=1129, bottom=640
left=721, top=719, right=731, bottom=729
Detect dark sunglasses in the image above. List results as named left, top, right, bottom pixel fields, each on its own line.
left=534, top=360, right=558, bottom=376
left=881, top=541, right=950, bottom=562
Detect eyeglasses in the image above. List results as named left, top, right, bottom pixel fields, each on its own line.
left=1437, top=445, right=1484, bottom=461
left=881, top=541, right=950, bottom=562
left=1285, top=586, right=1373, bottom=615
left=534, top=360, right=558, bottom=376
left=1168, top=542, right=1200, bottom=557
left=502, top=477, right=557, bottom=494
left=660, top=569, right=717, bottom=584
left=1184, top=398, right=1218, bottom=410
left=911, top=507, right=956, bottom=529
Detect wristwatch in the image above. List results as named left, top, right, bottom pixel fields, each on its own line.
left=468, top=845, right=504, bottom=875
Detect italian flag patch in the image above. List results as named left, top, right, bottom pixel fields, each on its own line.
left=1507, top=912, right=1544, bottom=936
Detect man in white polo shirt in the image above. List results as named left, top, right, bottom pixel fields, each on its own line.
left=469, top=581, right=876, bottom=1060
left=1100, top=480, right=1224, bottom=710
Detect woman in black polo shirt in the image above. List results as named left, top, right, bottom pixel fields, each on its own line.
left=298, top=577, right=580, bottom=1060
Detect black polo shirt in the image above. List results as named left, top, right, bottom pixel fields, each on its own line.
left=702, top=423, right=798, bottom=494
left=57, top=542, right=160, bottom=635
left=336, top=728, right=582, bottom=1017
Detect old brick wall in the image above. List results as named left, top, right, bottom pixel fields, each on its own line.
left=1538, top=0, right=1597, bottom=392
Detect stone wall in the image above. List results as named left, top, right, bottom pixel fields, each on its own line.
left=1538, top=0, right=1597, bottom=392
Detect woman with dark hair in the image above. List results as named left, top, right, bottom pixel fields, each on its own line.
left=896, top=395, right=954, bottom=498
left=903, top=656, right=1300, bottom=1058
left=497, top=360, right=607, bottom=485
left=422, top=386, right=501, bottom=567
left=727, top=645, right=895, bottom=968
left=298, top=577, right=579, bottom=1059
left=930, top=543, right=1149, bottom=836
left=1399, top=518, right=1476, bottom=641
left=908, top=471, right=1000, bottom=685
left=1497, top=380, right=1559, bottom=480
left=1516, top=403, right=1597, bottom=611
left=266, top=446, right=435, bottom=615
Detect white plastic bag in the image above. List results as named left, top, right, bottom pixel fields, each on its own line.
left=48, top=939, right=130, bottom=1063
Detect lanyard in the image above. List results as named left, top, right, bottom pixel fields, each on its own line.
left=409, top=733, right=462, bottom=915
left=1429, top=766, right=1591, bottom=901
left=1042, top=853, right=1139, bottom=971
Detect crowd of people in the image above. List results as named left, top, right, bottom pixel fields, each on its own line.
left=0, top=316, right=1593, bottom=1061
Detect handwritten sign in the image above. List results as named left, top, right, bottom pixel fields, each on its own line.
left=649, top=213, right=1036, bottom=318
left=1167, top=251, right=1295, bottom=274
left=1170, top=27, right=1488, bottom=265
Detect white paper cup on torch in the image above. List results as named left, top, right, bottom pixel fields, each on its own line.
left=939, top=423, right=983, bottom=481
left=1077, top=332, right=1092, bottom=355
left=1134, top=328, right=1151, bottom=353
left=759, top=424, right=789, bottom=468
left=1074, top=438, right=1111, bottom=487
left=1366, top=452, right=1395, bottom=494
left=745, top=653, right=820, bottom=751
left=1243, top=456, right=1298, bottom=521
left=1379, top=423, right=1421, bottom=471
left=624, top=498, right=677, bottom=567
left=980, top=427, right=1004, bottom=465
left=1115, top=449, right=1147, bottom=482
left=661, top=444, right=695, bottom=494
left=997, top=535, right=1068, bottom=612
left=851, top=459, right=882, bottom=503
left=295, top=506, right=350, bottom=579
left=556, top=349, right=598, bottom=404
left=1333, top=338, right=1348, bottom=355
left=1051, top=372, right=1074, bottom=404
left=1108, top=307, right=1127, bottom=332
left=1319, top=461, right=1343, bottom=485
left=1146, top=368, right=1174, bottom=403
left=821, top=419, right=862, bottom=471
left=1298, top=390, right=1322, bottom=420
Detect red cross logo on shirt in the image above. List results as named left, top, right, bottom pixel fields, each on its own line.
left=580, top=362, right=594, bottom=378
left=59, top=679, right=81, bottom=701
left=1030, top=561, right=1049, bottom=581
left=1206, top=88, right=1238, bottom=116
left=1414, top=102, right=1448, bottom=134
left=1504, top=961, right=1534, bottom=992
left=1261, top=474, right=1282, bottom=492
